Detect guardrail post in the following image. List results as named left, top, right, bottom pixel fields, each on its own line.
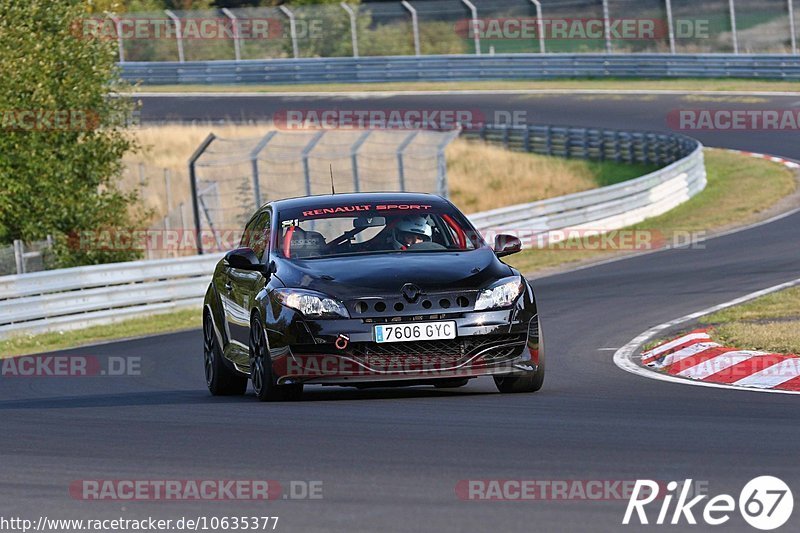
left=221, top=8, right=241, bottom=61
left=109, top=15, right=125, bottom=62
left=13, top=240, right=25, bottom=275
left=165, top=10, right=185, bottom=63
left=301, top=131, right=326, bottom=196
left=350, top=131, right=371, bottom=192
left=461, top=0, right=481, bottom=55
left=665, top=0, right=676, bottom=54
left=341, top=3, right=359, bottom=57
left=401, top=1, right=421, bottom=56
left=279, top=5, right=300, bottom=59
left=728, top=0, right=739, bottom=54
left=530, top=0, right=546, bottom=54
left=396, top=131, right=419, bottom=191
left=602, top=0, right=613, bottom=53
left=188, top=133, right=216, bottom=255
left=789, top=0, right=798, bottom=55
left=250, top=131, right=277, bottom=208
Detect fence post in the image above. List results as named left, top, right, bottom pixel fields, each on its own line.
left=350, top=131, right=372, bottom=192
left=188, top=133, right=216, bottom=255
left=728, top=0, right=739, bottom=54
left=221, top=8, right=242, bottom=61
left=436, top=130, right=460, bottom=198
left=250, top=131, right=277, bottom=208
left=789, top=0, right=798, bottom=55
left=301, top=131, right=326, bottom=196
left=602, top=0, right=612, bottom=53
left=138, top=163, right=146, bottom=197
left=279, top=5, right=300, bottom=58
left=164, top=10, right=185, bottom=63
left=396, top=131, right=419, bottom=192
left=530, top=0, right=546, bottom=54
left=461, top=0, right=481, bottom=55
left=665, top=0, right=676, bottom=54
left=13, top=239, right=25, bottom=275
left=164, top=168, right=173, bottom=213
left=109, top=15, right=125, bottom=62
left=401, top=1, right=421, bottom=56
left=341, top=3, right=359, bottom=57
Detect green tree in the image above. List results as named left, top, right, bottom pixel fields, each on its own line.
left=0, top=0, right=147, bottom=266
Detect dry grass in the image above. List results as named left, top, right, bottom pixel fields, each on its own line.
left=123, top=124, right=655, bottom=220
left=712, top=321, right=800, bottom=355
left=701, top=286, right=800, bottom=354
left=506, top=149, right=798, bottom=274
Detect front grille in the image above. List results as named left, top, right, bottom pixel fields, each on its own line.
left=349, top=333, right=527, bottom=361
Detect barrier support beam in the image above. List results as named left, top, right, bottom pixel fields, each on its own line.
left=401, top=1, right=421, bottom=57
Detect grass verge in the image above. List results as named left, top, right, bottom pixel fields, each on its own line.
left=505, top=149, right=797, bottom=273
left=131, top=79, right=800, bottom=94
left=699, top=287, right=800, bottom=354
left=0, top=309, right=200, bottom=358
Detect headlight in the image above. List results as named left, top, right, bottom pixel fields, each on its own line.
left=273, top=289, right=350, bottom=319
left=474, top=276, right=524, bottom=311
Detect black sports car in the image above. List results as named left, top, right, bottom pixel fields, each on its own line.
left=203, top=192, right=543, bottom=401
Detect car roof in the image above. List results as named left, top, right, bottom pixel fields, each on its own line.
left=269, top=192, right=450, bottom=213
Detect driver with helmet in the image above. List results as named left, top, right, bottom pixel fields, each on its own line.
left=391, top=216, right=432, bottom=250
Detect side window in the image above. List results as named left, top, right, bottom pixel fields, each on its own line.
left=249, top=211, right=271, bottom=261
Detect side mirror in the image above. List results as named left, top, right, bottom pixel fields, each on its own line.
left=494, top=234, right=522, bottom=258
left=225, top=247, right=266, bottom=273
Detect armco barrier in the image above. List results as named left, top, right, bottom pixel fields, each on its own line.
left=120, top=54, right=800, bottom=85
left=0, top=126, right=705, bottom=340
left=0, top=254, right=222, bottom=338
left=465, top=125, right=706, bottom=247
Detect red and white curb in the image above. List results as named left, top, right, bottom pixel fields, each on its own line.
left=614, top=277, right=800, bottom=395
left=726, top=149, right=800, bottom=170
left=642, top=329, right=800, bottom=392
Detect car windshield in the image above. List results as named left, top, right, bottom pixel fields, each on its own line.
left=277, top=202, right=484, bottom=260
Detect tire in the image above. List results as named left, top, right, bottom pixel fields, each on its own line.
left=433, top=378, right=470, bottom=388
left=204, top=312, right=248, bottom=396
left=494, top=321, right=545, bottom=394
left=249, top=316, right=303, bottom=402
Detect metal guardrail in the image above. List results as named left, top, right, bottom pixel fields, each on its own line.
left=0, top=254, right=222, bottom=338
left=0, top=125, right=705, bottom=340
left=465, top=125, right=705, bottom=246
left=120, top=54, right=800, bottom=85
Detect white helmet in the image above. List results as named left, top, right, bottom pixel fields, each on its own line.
left=392, top=216, right=432, bottom=249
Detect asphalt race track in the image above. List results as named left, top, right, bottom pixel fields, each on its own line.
left=2, top=92, right=799, bottom=532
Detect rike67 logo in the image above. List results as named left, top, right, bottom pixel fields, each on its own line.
left=623, top=477, right=793, bottom=530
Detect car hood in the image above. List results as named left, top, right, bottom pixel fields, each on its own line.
left=275, top=248, right=513, bottom=297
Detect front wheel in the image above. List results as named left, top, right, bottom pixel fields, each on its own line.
left=204, top=312, right=247, bottom=396
left=250, top=317, right=303, bottom=402
left=494, top=322, right=545, bottom=394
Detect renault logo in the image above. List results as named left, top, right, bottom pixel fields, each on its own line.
left=401, top=283, right=421, bottom=303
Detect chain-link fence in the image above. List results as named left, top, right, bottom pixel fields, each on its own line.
left=95, top=0, right=799, bottom=62
left=0, top=238, right=55, bottom=276
left=188, top=129, right=459, bottom=254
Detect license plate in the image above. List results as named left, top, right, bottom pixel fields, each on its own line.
left=374, top=321, right=457, bottom=343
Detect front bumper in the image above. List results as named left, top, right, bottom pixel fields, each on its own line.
left=269, top=308, right=540, bottom=385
